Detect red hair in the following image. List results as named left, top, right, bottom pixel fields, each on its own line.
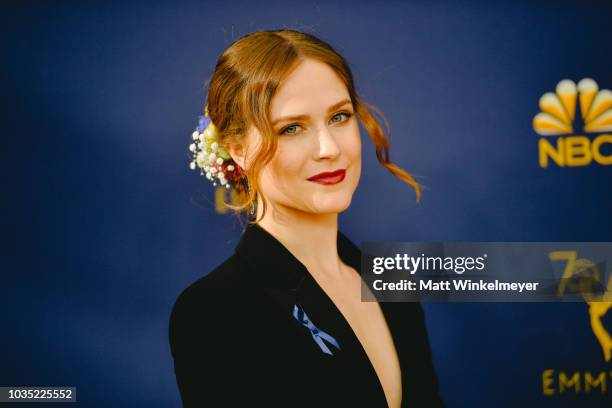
left=205, top=29, right=421, bottom=223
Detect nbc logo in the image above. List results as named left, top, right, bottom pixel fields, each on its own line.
left=533, top=78, right=612, bottom=167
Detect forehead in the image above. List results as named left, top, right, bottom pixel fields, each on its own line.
left=270, top=59, right=349, bottom=117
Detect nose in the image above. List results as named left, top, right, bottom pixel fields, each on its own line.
left=314, top=126, right=340, bottom=160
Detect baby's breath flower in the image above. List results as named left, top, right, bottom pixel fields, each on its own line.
left=189, top=109, right=240, bottom=190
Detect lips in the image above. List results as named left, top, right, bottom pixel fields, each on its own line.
left=307, top=169, right=346, bottom=185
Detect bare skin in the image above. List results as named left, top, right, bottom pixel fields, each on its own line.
left=313, top=261, right=403, bottom=408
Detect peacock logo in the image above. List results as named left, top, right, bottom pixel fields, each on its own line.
left=533, top=78, right=612, bottom=167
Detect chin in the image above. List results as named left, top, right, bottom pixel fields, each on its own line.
left=310, top=194, right=353, bottom=214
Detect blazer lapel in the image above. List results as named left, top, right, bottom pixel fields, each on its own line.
left=233, top=223, right=395, bottom=406
left=234, top=223, right=307, bottom=314
left=233, top=222, right=364, bottom=319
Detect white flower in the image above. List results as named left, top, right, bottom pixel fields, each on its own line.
left=189, top=161, right=196, bottom=170
left=189, top=143, right=196, bottom=152
left=216, top=157, right=223, bottom=165
left=227, top=165, right=234, bottom=171
left=192, top=131, right=199, bottom=140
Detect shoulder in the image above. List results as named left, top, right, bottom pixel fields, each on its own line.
left=168, top=254, right=249, bottom=357
left=171, top=254, right=245, bottom=312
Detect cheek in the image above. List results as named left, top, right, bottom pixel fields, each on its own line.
left=343, top=124, right=362, bottom=186
left=342, top=122, right=362, bottom=161
left=267, top=146, right=306, bottom=188
left=353, top=134, right=362, bottom=158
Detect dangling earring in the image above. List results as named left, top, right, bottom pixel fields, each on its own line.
left=245, top=178, right=255, bottom=216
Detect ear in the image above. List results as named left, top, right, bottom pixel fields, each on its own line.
left=228, top=141, right=247, bottom=171
left=227, top=128, right=260, bottom=171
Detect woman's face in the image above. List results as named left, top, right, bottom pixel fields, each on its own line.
left=249, top=58, right=362, bottom=217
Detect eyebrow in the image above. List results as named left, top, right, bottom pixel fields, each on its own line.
left=271, top=98, right=353, bottom=127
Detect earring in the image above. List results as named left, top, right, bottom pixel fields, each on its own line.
left=246, top=178, right=255, bottom=216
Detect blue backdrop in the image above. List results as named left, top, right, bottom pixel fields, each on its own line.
left=4, top=0, right=611, bottom=406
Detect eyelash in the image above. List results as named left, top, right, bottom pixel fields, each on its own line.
left=279, top=111, right=353, bottom=135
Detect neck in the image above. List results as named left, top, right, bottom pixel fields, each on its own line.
left=254, top=197, right=345, bottom=279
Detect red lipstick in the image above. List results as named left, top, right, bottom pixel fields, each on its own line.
left=307, top=169, right=346, bottom=185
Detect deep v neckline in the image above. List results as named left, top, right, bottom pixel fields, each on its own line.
left=234, top=223, right=404, bottom=405
left=298, top=266, right=403, bottom=406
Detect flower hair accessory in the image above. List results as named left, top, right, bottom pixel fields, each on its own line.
left=189, top=106, right=245, bottom=189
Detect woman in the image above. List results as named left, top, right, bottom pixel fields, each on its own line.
left=169, top=29, right=444, bottom=407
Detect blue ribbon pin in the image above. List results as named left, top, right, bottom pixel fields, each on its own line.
left=292, top=303, right=341, bottom=355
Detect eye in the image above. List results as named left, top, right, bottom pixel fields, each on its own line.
left=280, top=124, right=303, bottom=135
left=330, top=111, right=353, bottom=124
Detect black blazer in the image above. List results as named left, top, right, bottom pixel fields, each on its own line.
left=169, top=223, right=444, bottom=407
